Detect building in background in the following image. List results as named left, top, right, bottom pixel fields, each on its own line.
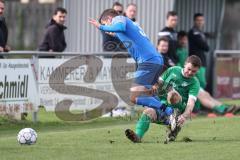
left=3, top=0, right=240, bottom=52
left=220, top=0, right=240, bottom=50
left=63, top=0, right=174, bottom=53
left=4, top=0, right=63, bottom=50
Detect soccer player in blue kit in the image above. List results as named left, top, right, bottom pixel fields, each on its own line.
left=89, top=9, right=175, bottom=140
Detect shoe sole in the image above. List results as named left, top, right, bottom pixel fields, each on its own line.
left=125, top=129, right=141, bottom=143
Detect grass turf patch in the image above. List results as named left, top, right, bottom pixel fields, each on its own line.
left=1, top=109, right=240, bottom=160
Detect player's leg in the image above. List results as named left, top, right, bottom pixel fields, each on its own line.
left=165, top=109, right=182, bottom=144
left=130, top=63, right=163, bottom=110
left=125, top=108, right=157, bottom=143
left=126, top=107, right=176, bottom=143
left=197, top=89, right=236, bottom=114
left=165, top=125, right=182, bottom=143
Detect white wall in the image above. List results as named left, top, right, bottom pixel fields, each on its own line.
left=64, top=0, right=174, bottom=52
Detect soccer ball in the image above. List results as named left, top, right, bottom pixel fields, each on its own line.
left=17, top=128, right=37, bottom=145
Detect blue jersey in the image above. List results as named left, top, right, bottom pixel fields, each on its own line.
left=99, top=16, right=163, bottom=64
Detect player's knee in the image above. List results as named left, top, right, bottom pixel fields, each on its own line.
left=200, top=89, right=211, bottom=99
left=205, top=91, right=211, bottom=97
left=143, top=108, right=157, bottom=121
left=130, top=87, right=138, bottom=104
left=130, top=94, right=137, bottom=104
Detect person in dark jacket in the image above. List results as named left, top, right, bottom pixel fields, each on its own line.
left=158, top=11, right=178, bottom=64
left=188, top=13, right=209, bottom=89
left=38, top=7, right=67, bottom=53
left=0, top=0, right=10, bottom=58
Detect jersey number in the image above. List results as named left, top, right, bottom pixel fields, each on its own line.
left=134, top=23, right=147, bottom=37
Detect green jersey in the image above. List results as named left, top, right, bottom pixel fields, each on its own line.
left=158, top=66, right=200, bottom=112
left=176, top=47, right=188, bottom=67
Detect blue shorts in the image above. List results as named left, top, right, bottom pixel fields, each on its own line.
left=134, top=62, right=163, bottom=88
left=152, top=104, right=173, bottom=125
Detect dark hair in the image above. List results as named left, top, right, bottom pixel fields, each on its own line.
left=167, top=11, right=177, bottom=19
left=194, top=13, right=204, bottom=21
left=99, top=9, right=119, bottom=23
left=186, top=55, right=202, bottom=68
left=177, top=31, right=187, bottom=39
left=112, top=1, right=123, bottom=8
left=157, top=37, right=169, bottom=45
left=0, top=0, right=5, bottom=3
left=54, top=7, right=67, bottom=15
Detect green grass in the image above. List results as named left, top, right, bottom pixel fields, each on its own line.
left=220, top=99, right=240, bottom=105
left=0, top=108, right=240, bottom=160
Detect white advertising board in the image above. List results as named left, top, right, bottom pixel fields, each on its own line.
left=38, top=58, right=135, bottom=111
left=0, top=59, right=39, bottom=115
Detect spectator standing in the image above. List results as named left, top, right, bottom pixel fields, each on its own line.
left=158, top=11, right=178, bottom=64
left=112, top=1, right=123, bottom=15
left=124, top=3, right=137, bottom=22
left=188, top=13, right=209, bottom=89
left=157, top=37, right=175, bottom=71
left=38, top=7, right=67, bottom=52
left=0, top=0, right=10, bottom=58
left=176, top=31, right=188, bottom=67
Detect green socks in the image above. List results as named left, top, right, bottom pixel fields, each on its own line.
left=213, top=105, right=227, bottom=114
left=135, top=114, right=151, bottom=138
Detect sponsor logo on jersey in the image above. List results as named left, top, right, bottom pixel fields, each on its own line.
left=181, top=81, right=189, bottom=87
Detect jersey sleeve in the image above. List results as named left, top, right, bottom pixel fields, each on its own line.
left=99, top=16, right=126, bottom=32
left=188, top=78, right=200, bottom=101
left=160, top=67, right=174, bottom=81
left=112, top=16, right=126, bottom=25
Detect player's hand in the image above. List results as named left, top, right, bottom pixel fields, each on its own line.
left=106, top=32, right=115, bottom=36
left=88, top=18, right=101, bottom=29
left=4, top=45, right=11, bottom=52
left=151, top=83, right=159, bottom=94
left=0, top=46, right=4, bottom=52
left=177, top=114, right=186, bottom=126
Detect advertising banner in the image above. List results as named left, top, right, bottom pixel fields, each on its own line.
left=215, top=56, right=240, bottom=99
left=38, top=57, right=135, bottom=111
left=0, top=59, right=38, bottom=115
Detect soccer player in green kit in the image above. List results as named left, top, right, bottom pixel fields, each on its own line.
left=125, top=55, right=201, bottom=143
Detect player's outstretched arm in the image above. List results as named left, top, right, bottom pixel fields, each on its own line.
left=99, top=22, right=126, bottom=32
left=88, top=18, right=101, bottom=29
left=178, top=97, right=195, bottom=125
left=89, top=18, right=125, bottom=32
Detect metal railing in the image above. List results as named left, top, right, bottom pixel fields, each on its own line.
left=0, top=51, right=128, bottom=56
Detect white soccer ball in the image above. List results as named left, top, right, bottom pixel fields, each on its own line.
left=17, top=128, right=37, bottom=145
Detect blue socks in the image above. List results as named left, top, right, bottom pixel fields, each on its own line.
left=136, top=96, right=163, bottom=110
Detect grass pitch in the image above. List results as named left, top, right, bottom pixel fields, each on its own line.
left=0, top=109, right=240, bottom=160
